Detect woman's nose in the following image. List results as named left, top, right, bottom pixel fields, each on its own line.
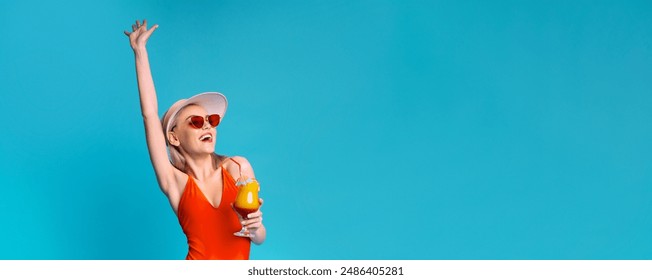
left=202, top=116, right=211, bottom=129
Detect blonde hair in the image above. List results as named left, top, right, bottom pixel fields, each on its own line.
left=168, top=144, right=187, bottom=171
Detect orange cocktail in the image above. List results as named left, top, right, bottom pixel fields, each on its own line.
left=233, top=177, right=260, bottom=237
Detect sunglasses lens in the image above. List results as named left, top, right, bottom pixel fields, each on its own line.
left=190, top=116, right=204, bottom=128
left=208, top=114, right=221, bottom=127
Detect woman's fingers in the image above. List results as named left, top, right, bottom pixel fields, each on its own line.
left=246, top=209, right=262, bottom=219
left=242, top=217, right=262, bottom=228
left=128, top=19, right=156, bottom=36
left=242, top=210, right=263, bottom=227
left=245, top=223, right=261, bottom=231
left=145, top=24, right=158, bottom=36
left=243, top=216, right=261, bottom=225
left=124, top=30, right=131, bottom=36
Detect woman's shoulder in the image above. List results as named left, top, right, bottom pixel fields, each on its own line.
left=230, top=155, right=251, bottom=165
left=221, top=155, right=255, bottom=178
left=223, top=155, right=253, bottom=171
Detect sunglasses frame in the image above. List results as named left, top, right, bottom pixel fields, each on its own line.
left=172, top=114, right=221, bottom=130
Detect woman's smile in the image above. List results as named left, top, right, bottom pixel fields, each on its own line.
left=199, top=132, right=213, bottom=143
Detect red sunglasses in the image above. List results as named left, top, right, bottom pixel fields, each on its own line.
left=183, top=114, right=221, bottom=129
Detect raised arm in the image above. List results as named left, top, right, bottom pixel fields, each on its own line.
left=125, top=20, right=178, bottom=194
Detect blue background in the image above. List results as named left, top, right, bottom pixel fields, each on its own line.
left=0, top=0, right=651, bottom=259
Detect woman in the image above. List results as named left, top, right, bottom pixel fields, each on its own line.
left=124, top=19, right=266, bottom=260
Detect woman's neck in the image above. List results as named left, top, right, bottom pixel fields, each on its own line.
left=184, top=153, right=216, bottom=181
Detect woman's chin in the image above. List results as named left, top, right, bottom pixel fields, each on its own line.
left=203, top=146, right=216, bottom=154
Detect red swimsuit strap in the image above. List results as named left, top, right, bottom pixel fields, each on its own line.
left=224, top=157, right=242, bottom=179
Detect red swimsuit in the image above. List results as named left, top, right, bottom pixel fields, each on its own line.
left=176, top=161, right=250, bottom=260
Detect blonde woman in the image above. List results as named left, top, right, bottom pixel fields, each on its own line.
left=124, top=19, right=266, bottom=260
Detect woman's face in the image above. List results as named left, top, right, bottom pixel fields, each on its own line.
left=170, top=104, right=217, bottom=156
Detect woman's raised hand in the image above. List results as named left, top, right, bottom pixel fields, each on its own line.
left=124, top=19, right=158, bottom=50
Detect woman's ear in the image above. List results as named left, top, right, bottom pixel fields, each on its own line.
left=168, top=131, right=180, bottom=147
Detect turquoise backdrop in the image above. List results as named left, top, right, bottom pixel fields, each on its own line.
left=0, top=0, right=651, bottom=259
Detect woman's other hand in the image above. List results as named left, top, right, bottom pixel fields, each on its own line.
left=232, top=198, right=265, bottom=235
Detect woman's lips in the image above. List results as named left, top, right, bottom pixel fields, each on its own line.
left=199, top=133, right=212, bottom=142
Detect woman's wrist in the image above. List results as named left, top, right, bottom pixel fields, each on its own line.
left=250, top=225, right=265, bottom=244
left=132, top=46, right=147, bottom=56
